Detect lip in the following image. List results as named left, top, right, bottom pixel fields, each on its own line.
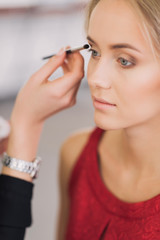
left=93, top=97, right=116, bottom=106
left=93, top=96, right=116, bottom=110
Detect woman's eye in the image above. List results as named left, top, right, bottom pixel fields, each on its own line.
left=117, top=57, right=134, bottom=68
left=88, top=48, right=101, bottom=58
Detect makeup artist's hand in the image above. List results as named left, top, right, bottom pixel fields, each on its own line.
left=2, top=47, right=84, bottom=181
left=10, top=48, right=84, bottom=127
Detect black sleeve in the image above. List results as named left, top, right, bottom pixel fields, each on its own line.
left=0, top=174, right=34, bottom=240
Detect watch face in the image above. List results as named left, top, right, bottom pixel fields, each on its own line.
left=3, top=154, right=11, bottom=166
left=5, top=157, right=11, bottom=166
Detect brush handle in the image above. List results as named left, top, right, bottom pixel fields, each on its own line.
left=42, top=44, right=90, bottom=60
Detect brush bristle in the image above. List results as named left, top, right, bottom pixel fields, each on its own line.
left=83, top=44, right=90, bottom=49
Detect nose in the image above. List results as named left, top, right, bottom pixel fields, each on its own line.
left=88, top=58, right=112, bottom=89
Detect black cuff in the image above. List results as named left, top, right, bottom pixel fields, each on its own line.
left=0, top=226, right=26, bottom=240
left=0, top=174, right=34, bottom=228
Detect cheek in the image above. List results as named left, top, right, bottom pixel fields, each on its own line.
left=131, top=68, right=160, bottom=102
left=120, top=67, right=160, bottom=121
left=118, top=66, right=160, bottom=102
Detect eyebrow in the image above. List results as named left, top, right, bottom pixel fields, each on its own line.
left=87, top=36, right=142, bottom=54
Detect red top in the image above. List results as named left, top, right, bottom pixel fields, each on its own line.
left=65, top=127, right=160, bottom=240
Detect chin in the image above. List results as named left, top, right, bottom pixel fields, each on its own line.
left=94, top=114, right=116, bottom=131
left=94, top=112, right=125, bottom=131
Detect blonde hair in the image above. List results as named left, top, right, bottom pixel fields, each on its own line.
left=85, top=0, right=160, bottom=58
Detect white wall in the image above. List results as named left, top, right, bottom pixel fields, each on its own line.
left=0, top=4, right=90, bottom=100
left=0, top=0, right=38, bottom=8
left=0, top=0, right=88, bottom=8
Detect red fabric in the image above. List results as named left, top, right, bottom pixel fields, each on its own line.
left=65, top=127, right=160, bottom=240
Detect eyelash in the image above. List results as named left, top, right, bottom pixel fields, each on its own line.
left=88, top=48, right=100, bottom=58
left=88, top=48, right=136, bottom=69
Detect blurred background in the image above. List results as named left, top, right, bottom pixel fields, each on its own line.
left=0, top=0, right=95, bottom=239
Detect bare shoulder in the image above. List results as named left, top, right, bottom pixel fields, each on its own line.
left=56, top=127, right=94, bottom=240
left=60, top=127, right=93, bottom=165
left=59, top=127, right=94, bottom=182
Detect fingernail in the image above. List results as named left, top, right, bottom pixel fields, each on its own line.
left=57, top=47, right=65, bottom=56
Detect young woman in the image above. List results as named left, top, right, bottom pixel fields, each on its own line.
left=1, top=0, right=160, bottom=239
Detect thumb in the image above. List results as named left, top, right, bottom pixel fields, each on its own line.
left=32, top=48, right=66, bottom=82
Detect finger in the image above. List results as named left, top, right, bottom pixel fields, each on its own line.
left=61, top=60, right=69, bottom=74
left=64, top=81, right=82, bottom=107
left=70, top=81, right=81, bottom=100
left=61, top=46, right=83, bottom=73
left=65, top=45, right=71, bottom=50
left=53, top=57, right=84, bottom=95
left=31, top=48, right=66, bottom=82
left=48, top=49, right=84, bottom=90
left=66, top=51, right=84, bottom=75
left=50, top=72, right=83, bottom=98
left=67, top=80, right=81, bottom=97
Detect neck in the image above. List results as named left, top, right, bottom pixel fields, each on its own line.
left=119, top=118, right=160, bottom=176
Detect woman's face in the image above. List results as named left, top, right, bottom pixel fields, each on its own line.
left=87, top=0, right=160, bottom=130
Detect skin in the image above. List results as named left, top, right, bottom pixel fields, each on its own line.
left=1, top=47, right=84, bottom=182
left=0, top=137, right=8, bottom=155
left=1, top=0, right=160, bottom=204
left=87, top=0, right=160, bottom=197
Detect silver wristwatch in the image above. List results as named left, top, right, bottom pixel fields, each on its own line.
left=2, top=152, right=42, bottom=179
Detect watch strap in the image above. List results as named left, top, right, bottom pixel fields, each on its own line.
left=2, top=152, right=42, bottom=179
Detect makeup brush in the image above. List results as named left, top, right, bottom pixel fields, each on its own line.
left=42, top=44, right=90, bottom=60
